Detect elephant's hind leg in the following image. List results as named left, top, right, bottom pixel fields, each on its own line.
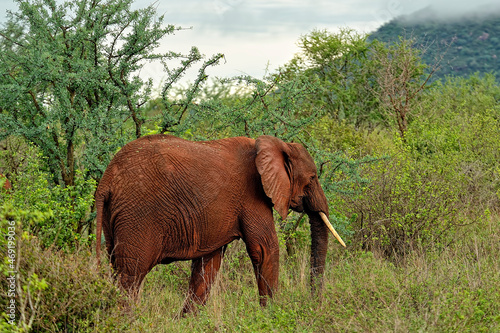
left=115, top=256, right=150, bottom=297
left=181, top=246, right=227, bottom=315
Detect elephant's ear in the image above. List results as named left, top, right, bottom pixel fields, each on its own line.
left=255, top=136, right=291, bottom=219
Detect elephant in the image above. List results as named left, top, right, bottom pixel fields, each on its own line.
left=95, top=134, right=345, bottom=314
left=0, top=174, right=11, bottom=191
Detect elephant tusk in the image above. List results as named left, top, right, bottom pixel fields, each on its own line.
left=319, top=212, right=346, bottom=247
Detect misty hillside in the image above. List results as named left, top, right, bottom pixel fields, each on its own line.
left=370, top=5, right=500, bottom=81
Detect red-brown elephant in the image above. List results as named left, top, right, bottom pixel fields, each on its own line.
left=0, top=174, right=11, bottom=191
left=95, top=134, right=345, bottom=314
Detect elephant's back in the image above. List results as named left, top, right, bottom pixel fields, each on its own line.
left=99, top=134, right=257, bottom=197
left=99, top=133, right=249, bottom=217
left=102, top=135, right=183, bottom=196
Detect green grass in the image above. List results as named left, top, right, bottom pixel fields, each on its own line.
left=3, top=193, right=499, bottom=332
left=76, top=214, right=500, bottom=332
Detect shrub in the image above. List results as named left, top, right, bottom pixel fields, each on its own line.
left=408, top=74, right=500, bottom=212
left=341, top=147, right=475, bottom=259
left=6, top=143, right=96, bottom=250
left=22, top=238, right=125, bottom=332
left=0, top=206, right=126, bottom=331
left=0, top=143, right=120, bottom=331
left=340, top=75, right=500, bottom=259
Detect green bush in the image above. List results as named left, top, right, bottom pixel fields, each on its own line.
left=1, top=175, right=123, bottom=332
left=408, top=74, right=500, bottom=211
left=341, top=148, right=473, bottom=258
left=0, top=217, right=126, bottom=331
left=0, top=204, right=48, bottom=332
left=310, top=116, right=394, bottom=155
left=0, top=143, right=120, bottom=331
left=20, top=237, right=125, bottom=332
left=339, top=75, right=500, bottom=259
left=6, top=143, right=96, bottom=249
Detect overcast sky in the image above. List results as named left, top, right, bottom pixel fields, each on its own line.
left=0, top=0, right=497, bottom=87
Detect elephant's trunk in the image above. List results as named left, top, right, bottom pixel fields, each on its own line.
left=309, top=211, right=346, bottom=293
left=309, top=212, right=329, bottom=293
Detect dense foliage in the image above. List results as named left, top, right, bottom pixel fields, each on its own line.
left=370, top=6, right=500, bottom=81
left=1, top=0, right=500, bottom=331
left=0, top=0, right=223, bottom=189
left=0, top=0, right=223, bottom=236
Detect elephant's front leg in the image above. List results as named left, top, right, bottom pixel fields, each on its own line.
left=181, top=246, right=227, bottom=315
left=245, top=235, right=279, bottom=306
left=239, top=208, right=280, bottom=307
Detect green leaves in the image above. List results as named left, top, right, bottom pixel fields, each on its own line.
left=3, top=144, right=96, bottom=249
left=281, top=28, right=383, bottom=126
left=0, top=0, right=220, bottom=186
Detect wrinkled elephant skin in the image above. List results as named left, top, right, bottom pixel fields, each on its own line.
left=95, top=134, right=342, bottom=314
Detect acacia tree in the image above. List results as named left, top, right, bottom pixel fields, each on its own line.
left=280, top=29, right=443, bottom=138
left=281, top=28, right=382, bottom=127
left=0, top=0, right=222, bottom=186
left=371, top=37, right=441, bottom=142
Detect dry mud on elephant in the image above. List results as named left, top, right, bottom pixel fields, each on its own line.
left=95, top=134, right=345, bottom=314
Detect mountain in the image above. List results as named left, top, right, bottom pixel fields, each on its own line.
left=369, top=5, right=500, bottom=81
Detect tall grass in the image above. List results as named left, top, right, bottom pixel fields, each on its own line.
left=2, top=205, right=499, bottom=332
left=77, top=213, right=500, bottom=332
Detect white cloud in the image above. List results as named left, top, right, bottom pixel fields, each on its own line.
left=1, top=0, right=498, bottom=86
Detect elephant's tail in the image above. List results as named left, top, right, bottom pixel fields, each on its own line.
left=95, top=188, right=109, bottom=267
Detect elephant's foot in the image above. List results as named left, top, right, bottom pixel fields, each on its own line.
left=259, top=295, right=269, bottom=307
left=180, top=296, right=201, bottom=317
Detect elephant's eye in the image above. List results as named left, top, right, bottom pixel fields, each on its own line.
left=305, top=175, right=316, bottom=189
